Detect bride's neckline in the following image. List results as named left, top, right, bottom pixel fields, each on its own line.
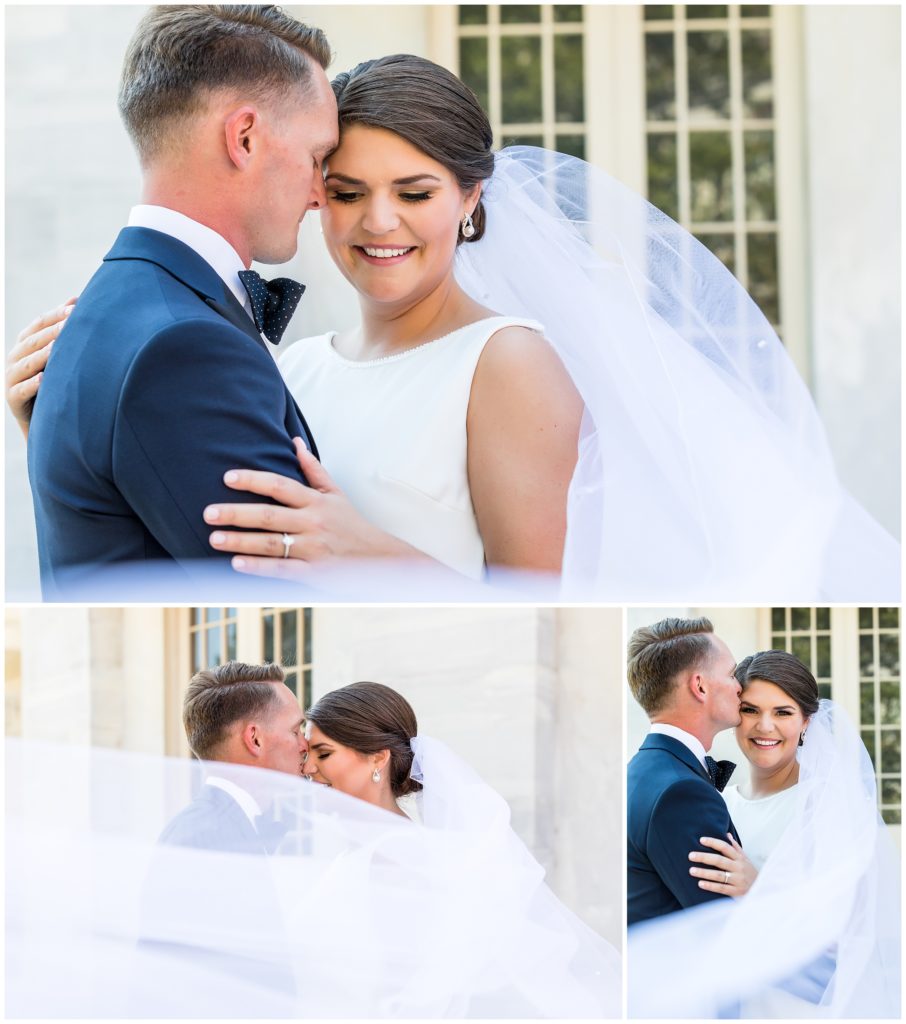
left=325, top=315, right=522, bottom=367
left=730, top=781, right=799, bottom=803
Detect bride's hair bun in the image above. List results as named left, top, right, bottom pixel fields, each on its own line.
left=306, top=681, right=423, bottom=796
left=734, top=650, right=820, bottom=718
left=330, top=54, right=494, bottom=244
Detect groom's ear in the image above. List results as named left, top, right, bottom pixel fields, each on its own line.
left=224, top=106, right=259, bottom=170
left=240, top=721, right=263, bottom=758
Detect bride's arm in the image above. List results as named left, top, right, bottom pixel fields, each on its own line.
left=467, top=326, right=582, bottom=573
left=688, top=833, right=758, bottom=898
left=6, top=299, right=77, bottom=439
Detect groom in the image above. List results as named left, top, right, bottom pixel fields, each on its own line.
left=626, top=616, right=744, bottom=926
left=28, top=6, right=339, bottom=597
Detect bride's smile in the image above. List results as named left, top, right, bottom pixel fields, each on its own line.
left=736, top=678, right=807, bottom=772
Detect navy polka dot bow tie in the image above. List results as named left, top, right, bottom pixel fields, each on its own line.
left=238, top=269, right=306, bottom=345
left=705, top=755, right=736, bottom=792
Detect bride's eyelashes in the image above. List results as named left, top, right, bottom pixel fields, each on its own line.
left=327, top=190, right=434, bottom=204
left=740, top=705, right=794, bottom=716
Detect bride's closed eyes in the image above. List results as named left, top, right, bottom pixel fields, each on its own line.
left=740, top=702, right=795, bottom=716
left=329, top=190, right=434, bottom=204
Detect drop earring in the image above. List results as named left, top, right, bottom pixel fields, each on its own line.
left=372, top=769, right=381, bottom=783
left=461, top=212, right=475, bottom=239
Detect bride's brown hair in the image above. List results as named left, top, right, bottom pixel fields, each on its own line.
left=734, top=651, right=820, bottom=718
left=306, top=681, right=422, bottom=796
left=330, top=54, right=494, bottom=243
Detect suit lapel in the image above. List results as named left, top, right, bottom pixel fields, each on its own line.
left=641, top=732, right=713, bottom=785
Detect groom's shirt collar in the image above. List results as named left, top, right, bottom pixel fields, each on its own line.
left=649, top=723, right=708, bottom=769
left=127, top=205, right=251, bottom=314
left=204, top=775, right=263, bottom=828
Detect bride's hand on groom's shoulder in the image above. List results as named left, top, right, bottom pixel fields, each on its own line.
left=204, top=437, right=429, bottom=577
left=6, top=298, right=77, bottom=438
left=688, top=833, right=758, bottom=898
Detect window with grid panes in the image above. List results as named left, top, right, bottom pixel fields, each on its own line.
left=457, top=5, right=587, bottom=157
left=858, top=607, right=901, bottom=825
left=262, top=607, right=313, bottom=708
left=769, top=607, right=832, bottom=700
left=189, top=608, right=238, bottom=673
left=643, top=5, right=782, bottom=331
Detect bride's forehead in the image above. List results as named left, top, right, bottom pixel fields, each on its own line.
left=327, top=124, right=444, bottom=172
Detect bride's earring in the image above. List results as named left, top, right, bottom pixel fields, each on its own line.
left=461, top=211, right=475, bottom=239
left=799, top=731, right=806, bottom=746
left=372, top=768, right=382, bottom=783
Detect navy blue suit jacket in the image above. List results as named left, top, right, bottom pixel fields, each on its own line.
left=627, top=732, right=740, bottom=926
left=27, top=227, right=317, bottom=597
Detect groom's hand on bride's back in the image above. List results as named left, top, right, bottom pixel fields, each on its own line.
left=6, top=298, right=78, bottom=439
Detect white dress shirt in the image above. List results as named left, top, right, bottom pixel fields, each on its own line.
left=127, top=204, right=251, bottom=313
left=649, top=723, right=708, bottom=770
left=204, top=775, right=263, bottom=829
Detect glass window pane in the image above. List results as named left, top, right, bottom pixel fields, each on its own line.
left=696, top=232, right=735, bottom=275
left=879, top=635, right=900, bottom=676
left=263, top=613, right=274, bottom=662
left=771, top=634, right=784, bottom=650
left=860, top=682, right=876, bottom=726
left=880, top=730, right=900, bottom=773
left=646, top=32, right=676, bottom=121
left=746, top=232, right=780, bottom=324
left=458, top=5, right=487, bottom=26
left=192, top=629, right=204, bottom=673
left=791, top=635, right=811, bottom=668
left=879, top=607, right=899, bottom=629
left=501, top=36, right=543, bottom=123
left=690, top=131, right=732, bottom=221
left=791, top=607, right=810, bottom=631
left=816, top=608, right=830, bottom=631
left=645, top=6, right=674, bottom=20
left=556, top=134, right=586, bottom=159
left=742, top=5, right=770, bottom=16
left=647, top=134, right=679, bottom=220
left=881, top=779, right=901, bottom=805
left=281, top=610, right=297, bottom=667
left=817, top=682, right=832, bottom=702
left=816, top=635, right=831, bottom=678
left=208, top=626, right=222, bottom=666
left=500, top=5, right=541, bottom=24
left=226, top=608, right=237, bottom=619
left=741, top=29, right=773, bottom=118
left=882, top=808, right=901, bottom=825
left=190, top=608, right=201, bottom=626
left=205, top=607, right=221, bottom=623
left=502, top=133, right=544, bottom=148
left=284, top=671, right=298, bottom=697
left=687, top=5, right=728, bottom=17
left=554, top=35, right=584, bottom=122
left=771, top=608, right=785, bottom=631
left=860, top=634, right=876, bottom=677
left=554, top=5, right=583, bottom=23
left=303, top=668, right=312, bottom=709
left=226, top=621, right=237, bottom=661
left=303, top=609, right=312, bottom=665
left=459, top=37, right=489, bottom=113
left=859, top=608, right=874, bottom=629
left=861, top=729, right=876, bottom=765
left=880, top=682, right=900, bottom=726
left=744, top=130, right=776, bottom=221
left=687, top=31, right=730, bottom=119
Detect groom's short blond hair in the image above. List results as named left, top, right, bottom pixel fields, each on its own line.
left=119, top=5, right=332, bottom=165
left=627, top=617, right=715, bottom=715
left=184, top=660, right=286, bottom=760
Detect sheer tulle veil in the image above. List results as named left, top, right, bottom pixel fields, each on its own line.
left=455, top=148, right=899, bottom=601
left=6, top=735, right=620, bottom=1017
left=627, top=699, right=900, bottom=1017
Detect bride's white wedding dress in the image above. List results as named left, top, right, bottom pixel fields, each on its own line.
left=6, top=735, right=620, bottom=1018
left=628, top=700, right=900, bottom=1018
left=279, top=316, right=542, bottom=579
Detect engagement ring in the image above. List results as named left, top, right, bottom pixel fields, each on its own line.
left=281, top=533, right=294, bottom=558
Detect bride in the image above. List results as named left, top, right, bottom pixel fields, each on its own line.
left=630, top=651, right=900, bottom=1018
left=6, top=676, right=620, bottom=1018
left=8, top=54, right=899, bottom=600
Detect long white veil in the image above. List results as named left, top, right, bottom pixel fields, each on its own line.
left=456, top=148, right=900, bottom=602
left=626, top=700, right=900, bottom=1017
left=6, top=736, right=620, bottom=1018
